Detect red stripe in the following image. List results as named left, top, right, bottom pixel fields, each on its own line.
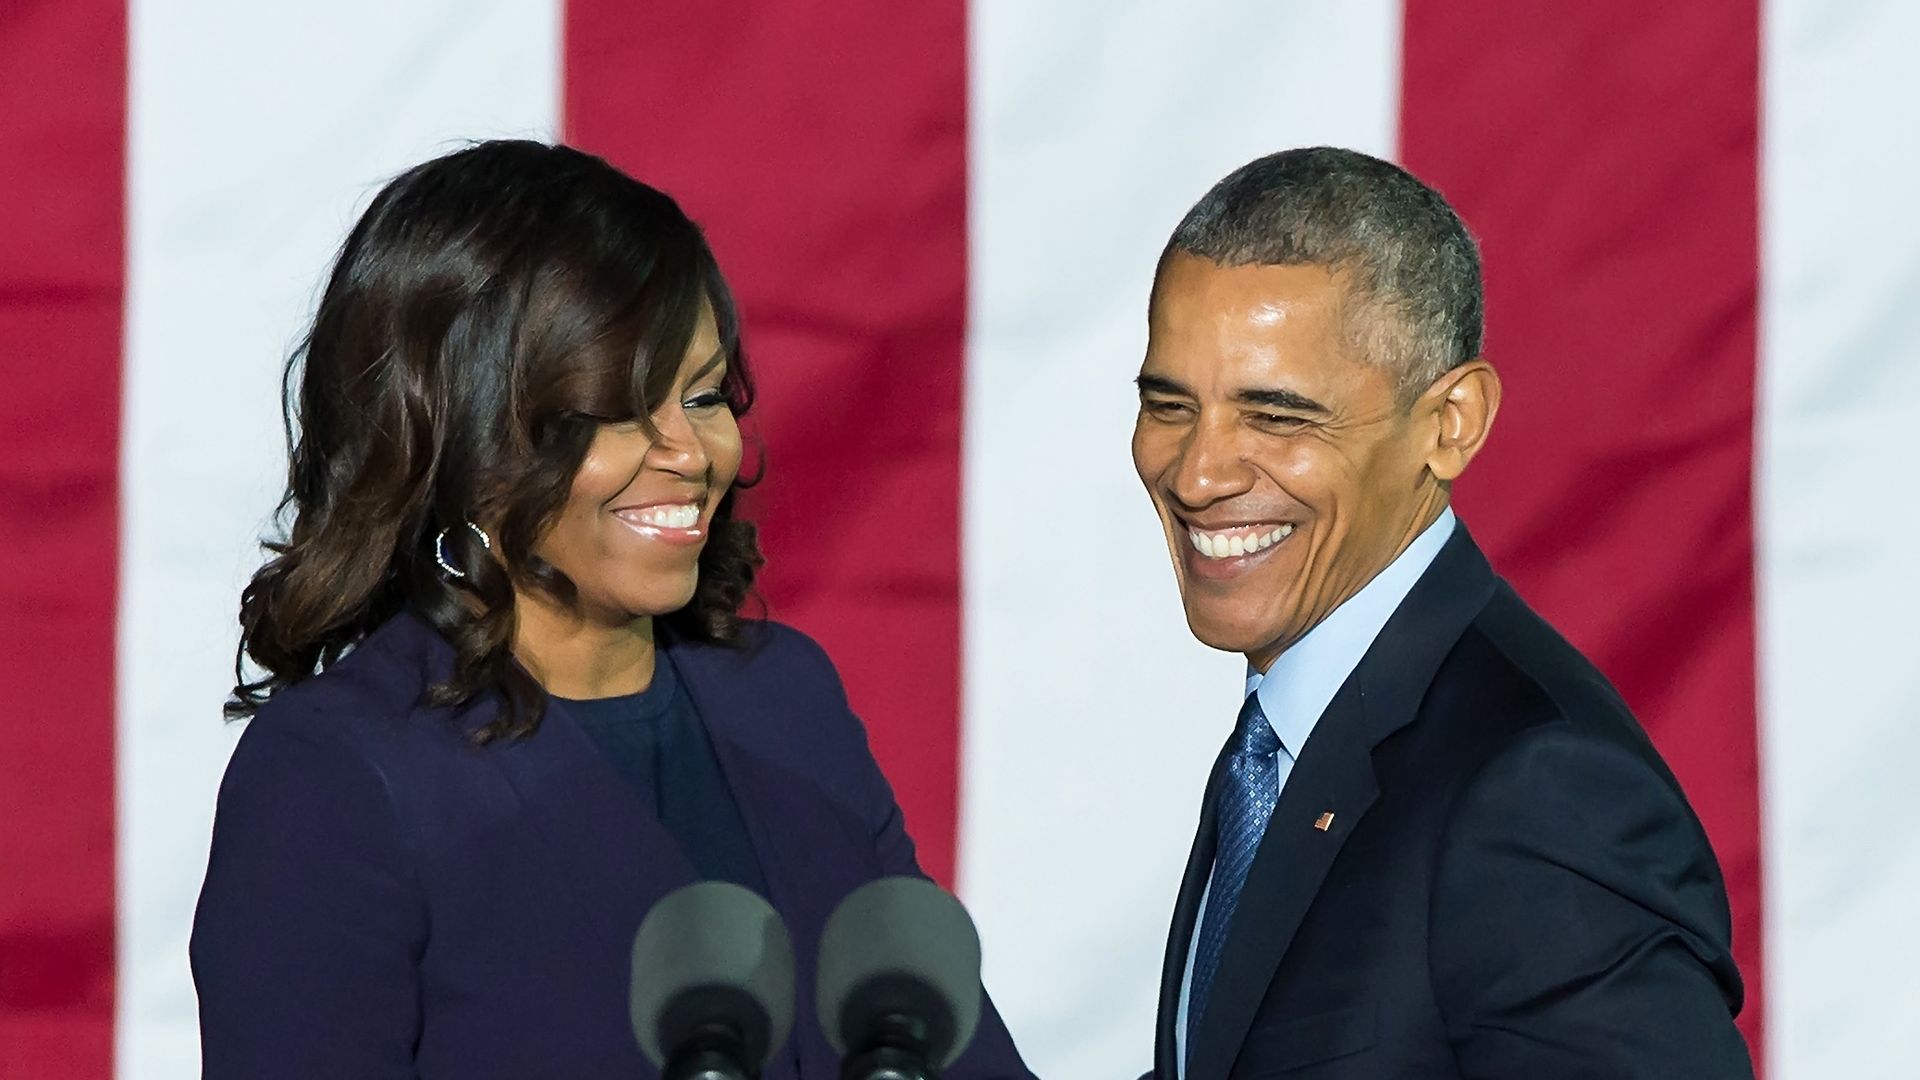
left=0, top=0, right=125, bottom=1074
left=563, top=1, right=968, bottom=883
left=1400, top=0, right=1764, bottom=1063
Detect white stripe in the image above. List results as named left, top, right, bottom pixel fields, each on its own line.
left=1759, top=2, right=1920, bottom=1076
left=960, top=4, right=1401, bottom=1075
left=118, top=3, right=559, bottom=1074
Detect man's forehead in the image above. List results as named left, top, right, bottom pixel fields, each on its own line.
left=1143, top=310, right=1389, bottom=408
left=1154, top=254, right=1348, bottom=313
left=1152, top=265, right=1347, bottom=361
left=1145, top=296, right=1342, bottom=364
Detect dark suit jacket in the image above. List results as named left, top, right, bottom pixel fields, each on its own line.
left=1156, top=526, right=1752, bottom=1079
left=191, top=613, right=1032, bottom=1080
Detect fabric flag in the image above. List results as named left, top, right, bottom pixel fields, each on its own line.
left=3, top=1, right=1916, bottom=1077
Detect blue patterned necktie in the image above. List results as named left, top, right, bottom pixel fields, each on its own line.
left=1188, top=690, right=1282, bottom=1039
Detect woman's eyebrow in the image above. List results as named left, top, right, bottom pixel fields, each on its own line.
left=688, top=347, right=727, bottom=381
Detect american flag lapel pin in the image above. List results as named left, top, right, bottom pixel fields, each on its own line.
left=1314, top=811, right=1336, bottom=832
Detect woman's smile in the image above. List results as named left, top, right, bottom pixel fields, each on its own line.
left=611, top=498, right=708, bottom=546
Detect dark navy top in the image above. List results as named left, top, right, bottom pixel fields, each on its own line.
left=554, top=652, right=769, bottom=896
left=192, top=614, right=1037, bottom=1078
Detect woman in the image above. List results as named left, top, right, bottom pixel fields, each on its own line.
left=191, top=140, right=1032, bottom=1079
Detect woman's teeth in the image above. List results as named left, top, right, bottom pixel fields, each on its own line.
left=632, top=503, right=700, bottom=529
left=1187, top=523, right=1294, bottom=559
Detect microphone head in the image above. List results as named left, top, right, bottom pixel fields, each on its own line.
left=815, top=876, right=984, bottom=1069
left=630, top=881, right=795, bottom=1070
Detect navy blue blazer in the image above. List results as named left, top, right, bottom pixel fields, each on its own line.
left=192, top=614, right=1033, bottom=1079
left=1157, top=527, right=1752, bottom=1079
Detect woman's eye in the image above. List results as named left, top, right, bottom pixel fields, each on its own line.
left=683, top=389, right=729, bottom=411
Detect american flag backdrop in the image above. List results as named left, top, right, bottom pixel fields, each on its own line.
left=3, top=0, right=1917, bottom=1076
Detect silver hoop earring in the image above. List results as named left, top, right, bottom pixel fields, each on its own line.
left=434, top=522, right=493, bottom=580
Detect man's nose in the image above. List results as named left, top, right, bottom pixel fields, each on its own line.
left=1168, top=413, right=1253, bottom=505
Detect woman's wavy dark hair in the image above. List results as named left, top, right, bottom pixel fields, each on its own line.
left=229, top=140, right=761, bottom=742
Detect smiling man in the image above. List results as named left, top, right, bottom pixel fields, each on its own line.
left=1135, top=148, right=1752, bottom=1080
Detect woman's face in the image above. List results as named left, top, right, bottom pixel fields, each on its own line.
left=533, top=304, right=742, bottom=624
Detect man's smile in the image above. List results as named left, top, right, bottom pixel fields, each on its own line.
left=1182, top=519, right=1296, bottom=560
left=1171, top=511, right=1300, bottom=582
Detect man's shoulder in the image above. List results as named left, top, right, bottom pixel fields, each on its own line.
left=1418, top=585, right=1742, bottom=1010
left=1431, top=581, right=1642, bottom=740
left=1378, top=577, right=1685, bottom=807
left=1377, top=579, right=1718, bottom=863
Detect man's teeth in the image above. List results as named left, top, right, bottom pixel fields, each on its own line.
left=1187, top=524, right=1293, bottom=559
left=633, top=503, right=700, bottom=529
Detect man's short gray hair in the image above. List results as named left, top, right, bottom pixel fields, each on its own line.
left=1162, top=147, right=1483, bottom=400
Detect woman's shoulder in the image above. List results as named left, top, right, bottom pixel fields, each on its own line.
left=240, top=612, right=458, bottom=754
left=665, top=620, right=868, bottom=755
left=219, top=614, right=485, bottom=848
left=668, top=618, right=847, bottom=693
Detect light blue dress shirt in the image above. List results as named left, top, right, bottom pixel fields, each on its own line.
left=1173, top=508, right=1457, bottom=1074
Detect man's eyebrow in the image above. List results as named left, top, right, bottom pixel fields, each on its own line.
left=1135, top=373, right=1190, bottom=397
left=1234, top=387, right=1329, bottom=414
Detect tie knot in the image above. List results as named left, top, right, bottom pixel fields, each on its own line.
left=1234, top=692, right=1282, bottom=758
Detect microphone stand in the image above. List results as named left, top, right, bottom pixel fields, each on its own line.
left=663, top=1021, right=757, bottom=1080
left=840, top=1013, right=939, bottom=1080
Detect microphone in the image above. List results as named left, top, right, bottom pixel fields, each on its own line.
left=630, top=882, right=796, bottom=1080
left=816, top=877, right=984, bottom=1080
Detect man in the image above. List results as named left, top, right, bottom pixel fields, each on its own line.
left=1134, top=148, right=1751, bottom=1079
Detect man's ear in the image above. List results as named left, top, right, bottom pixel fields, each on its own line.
left=1420, top=360, right=1501, bottom=482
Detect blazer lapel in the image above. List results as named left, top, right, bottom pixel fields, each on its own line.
left=665, top=636, right=884, bottom=1080
left=1155, top=741, right=1233, bottom=1080
left=374, top=613, right=696, bottom=947
left=1185, top=690, right=1380, bottom=1080
left=485, top=694, right=700, bottom=947
left=662, top=641, right=806, bottom=914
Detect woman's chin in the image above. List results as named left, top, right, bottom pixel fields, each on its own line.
left=610, top=581, right=700, bottom=622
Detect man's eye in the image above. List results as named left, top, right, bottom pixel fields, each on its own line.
left=1142, top=399, right=1191, bottom=419
left=1255, top=412, right=1306, bottom=428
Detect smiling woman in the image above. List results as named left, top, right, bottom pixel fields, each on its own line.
left=226, top=140, right=759, bottom=742
left=190, top=140, right=1033, bottom=1080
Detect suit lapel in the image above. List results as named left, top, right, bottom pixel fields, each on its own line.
left=1174, top=524, right=1501, bottom=1080
left=1155, top=741, right=1233, bottom=1080
left=1185, top=691, right=1379, bottom=1080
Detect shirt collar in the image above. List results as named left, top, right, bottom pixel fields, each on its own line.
left=1243, top=508, right=1458, bottom=756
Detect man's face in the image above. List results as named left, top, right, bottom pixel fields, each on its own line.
left=1132, top=254, right=1451, bottom=670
